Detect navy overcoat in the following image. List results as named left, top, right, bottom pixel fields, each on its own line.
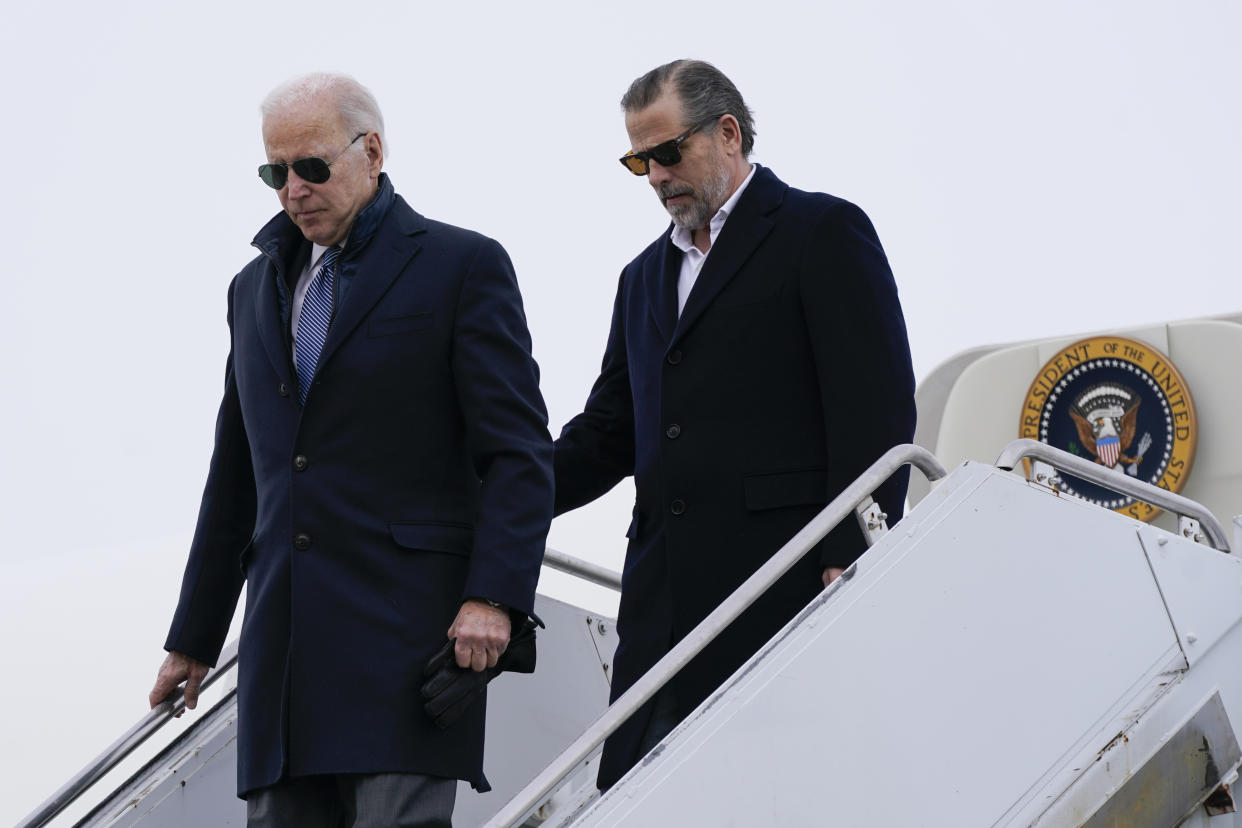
left=165, top=175, right=553, bottom=795
left=554, top=166, right=917, bottom=789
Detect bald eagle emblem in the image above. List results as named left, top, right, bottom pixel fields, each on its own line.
left=1068, top=383, right=1150, bottom=473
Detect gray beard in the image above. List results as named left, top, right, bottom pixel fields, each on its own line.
left=661, top=164, right=733, bottom=231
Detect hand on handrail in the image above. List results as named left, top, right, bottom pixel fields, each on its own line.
left=822, top=567, right=846, bottom=588
left=149, top=651, right=210, bottom=716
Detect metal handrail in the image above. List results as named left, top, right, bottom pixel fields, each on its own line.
left=995, top=438, right=1230, bottom=552
left=16, top=548, right=619, bottom=828
left=17, top=639, right=241, bottom=828
left=485, top=443, right=948, bottom=827
left=543, top=547, right=623, bottom=591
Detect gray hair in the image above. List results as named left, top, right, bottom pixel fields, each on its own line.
left=621, top=60, right=756, bottom=157
left=261, top=72, right=386, bottom=148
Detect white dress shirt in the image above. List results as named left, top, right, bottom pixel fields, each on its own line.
left=668, top=164, right=756, bottom=315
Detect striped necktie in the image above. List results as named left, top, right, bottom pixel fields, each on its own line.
left=294, top=245, right=340, bottom=404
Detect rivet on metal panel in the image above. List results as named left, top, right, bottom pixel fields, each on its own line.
left=597, top=621, right=608, bottom=636
left=1158, top=538, right=1169, bottom=547
left=1187, top=633, right=1198, bottom=644
left=1030, top=461, right=1061, bottom=494
left=855, top=498, right=890, bottom=547
left=1178, top=516, right=1206, bottom=545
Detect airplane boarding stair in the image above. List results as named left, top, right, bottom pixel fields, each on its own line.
left=493, top=441, right=1242, bottom=827
left=22, top=440, right=1242, bottom=827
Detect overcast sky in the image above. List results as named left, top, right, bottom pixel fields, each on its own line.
left=2, top=1, right=1239, bottom=822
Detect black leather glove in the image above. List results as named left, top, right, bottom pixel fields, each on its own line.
left=420, top=618, right=538, bottom=729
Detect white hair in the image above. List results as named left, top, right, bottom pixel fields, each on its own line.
left=260, top=72, right=386, bottom=149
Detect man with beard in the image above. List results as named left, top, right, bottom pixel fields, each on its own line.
left=554, top=59, right=917, bottom=790
left=148, top=73, right=553, bottom=826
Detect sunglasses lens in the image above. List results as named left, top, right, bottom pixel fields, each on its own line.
left=620, top=154, right=648, bottom=176
left=648, top=140, right=682, bottom=168
left=292, top=157, right=332, bottom=184
left=258, top=164, right=286, bottom=189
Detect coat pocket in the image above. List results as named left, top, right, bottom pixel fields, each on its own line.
left=390, top=521, right=473, bottom=556
left=368, top=312, right=434, bottom=338
left=743, top=468, right=827, bottom=511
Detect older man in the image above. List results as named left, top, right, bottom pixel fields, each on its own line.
left=148, top=73, right=553, bottom=826
left=554, top=60, right=917, bottom=789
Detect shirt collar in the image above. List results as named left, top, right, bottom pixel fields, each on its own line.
left=308, top=242, right=332, bottom=272
left=669, top=164, right=756, bottom=254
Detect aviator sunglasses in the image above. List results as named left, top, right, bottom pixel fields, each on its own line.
left=258, top=132, right=367, bottom=189
left=619, top=115, right=723, bottom=176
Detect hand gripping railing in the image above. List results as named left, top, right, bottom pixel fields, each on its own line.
left=485, top=444, right=948, bottom=827
left=16, top=640, right=241, bottom=828
left=17, top=548, right=620, bottom=828
left=995, top=438, right=1230, bottom=552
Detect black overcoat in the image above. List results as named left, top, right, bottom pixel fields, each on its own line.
left=165, top=176, right=553, bottom=795
left=554, top=166, right=917, bottom=789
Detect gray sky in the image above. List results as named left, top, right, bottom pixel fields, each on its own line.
left=2, top=0, right=1239, bottom=822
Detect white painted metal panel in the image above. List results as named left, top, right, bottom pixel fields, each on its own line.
left=1140, top=526, right=1242, bottom=668
left=1029, top=524, right=1242, bottom=826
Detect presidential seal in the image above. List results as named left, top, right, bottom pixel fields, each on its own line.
left=1018, top=336, right=1197, bottom=522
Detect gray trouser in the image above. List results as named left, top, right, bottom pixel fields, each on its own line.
left=246, top=773, right=457, bottom=828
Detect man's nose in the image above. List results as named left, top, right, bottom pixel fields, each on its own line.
left=285, top=170, right=312, bottom=199
left=647, top=159, right=672, bottom=187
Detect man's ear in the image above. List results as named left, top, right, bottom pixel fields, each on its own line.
left=364, top=132, right=384, bottom=177
left=717, top=114, right=743, bottom=156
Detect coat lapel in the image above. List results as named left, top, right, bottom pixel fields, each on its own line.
left=251, top=216, right=306, bottom=389
left=670, top=166, right=785, bottom=348
left=315, top=197, right=425, bottom=371
left=254, top=269, right=293, bottom=387
left=643, top=234, right=680, bottom=344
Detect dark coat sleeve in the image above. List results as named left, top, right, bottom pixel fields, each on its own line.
left=799, top=201, right=917, bottom=568
left=552, top=271, right=637, bottom=515
left=450, top=238, right=554, bottom=617
left=164, top=278, right=254, bottom=666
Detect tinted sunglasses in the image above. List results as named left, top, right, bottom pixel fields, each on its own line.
left=258, top=132, right=366, bottom=189
left=619, top=116, right=722, bottom=176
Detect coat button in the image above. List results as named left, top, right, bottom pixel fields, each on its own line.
left=670, top=499, right=686, bottom=516
left=294, top=533, right=311, bottom=550
left=293, top=455, right=308, bottom=472
left=279, top=383, right=290, bottom=397
left=667, top=349, right=683, bottom=365
left=666, top=424, right=681, bottom=439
